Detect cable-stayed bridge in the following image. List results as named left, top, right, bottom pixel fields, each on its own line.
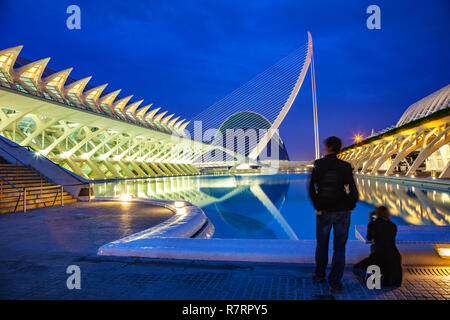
left=0, top=33, right=318, bottom=179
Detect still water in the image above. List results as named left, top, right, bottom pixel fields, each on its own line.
left=93, top=174, right=450, bottom=240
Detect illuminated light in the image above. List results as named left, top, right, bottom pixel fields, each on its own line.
left=60, top=151, right=72, bottom=158
left=0, top=54, right=10, bottom=63
left=174, top=201, right=185, bottom=208
left=35, top=150, right=48, bottom=157
left=435, top=246, right=450, bottom=259
left=71, top=83, right=82, bottom=93
left=353, top=134, right=363, bottom=144
left=236, top=163, right=251, bottom=170
left=22, top=65, right=42, bottom=78
left=411, top=174, right=415, bottom=178
left=119, top=193, right=132, bottom=202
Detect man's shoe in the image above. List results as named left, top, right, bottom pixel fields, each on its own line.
left=330, top=283, right=343, bottom=293
left=312, top=274, right=324, bottom=283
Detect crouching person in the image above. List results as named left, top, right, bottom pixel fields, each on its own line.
left=353, top=205, right=402, bottom=287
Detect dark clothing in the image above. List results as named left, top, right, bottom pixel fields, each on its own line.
left=309, top=154, right=359, bottom=212
left=309, top=153, right=359, bottom=287
left=354, top=218, right=402, bottom=287
left=315, top=211, right=351, bottom=287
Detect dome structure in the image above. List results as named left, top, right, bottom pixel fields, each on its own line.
left=397, top=84, right=450, bottom=127
left=214, top=111, right=290, bottom=161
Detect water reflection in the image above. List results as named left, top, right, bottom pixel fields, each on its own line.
left=94, top=175, right=450, bottom=239
left=356, top=177, right=450, bottom=226
left=94, top=175, right=296, bottom=239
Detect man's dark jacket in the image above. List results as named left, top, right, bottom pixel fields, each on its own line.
left=308, top=154, right=359, bottom=212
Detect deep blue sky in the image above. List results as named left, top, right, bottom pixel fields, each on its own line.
left=1, top=0, right=449, bottom=160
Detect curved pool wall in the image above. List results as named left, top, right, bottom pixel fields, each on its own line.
left=97, top=237, right=448, bottom=266
left=95, top=176, right=450, bottom=265
left=97, top=198, right=214, bottom=256
left=93, top=174, right=450, bottom=240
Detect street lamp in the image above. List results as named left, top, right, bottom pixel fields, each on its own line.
left=353, top=134, right=363, bottom=144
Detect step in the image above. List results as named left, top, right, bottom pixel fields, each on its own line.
left=0, top=169, right=33, bottom=173
left=0, top=174, right=45, bottom=180
left=0, top=198, right=78, bottom=213
left=3, top=180, right=52, bottom=186
left=1, top=177, right=50, bottom=182
left=0, top=184, right=65, bottom=190
left=25, top=195, right=75, bottom=205
left=0, top=164, right=27, bottom=167
left=0, top=193, right=75, bottom=206
left=0, top=171, right=42, bottom=175
left=0, top=190, right=72, bottom=199
left=2, top=177, right=50, bottom=181
left=0, top=186, right=53, bottom=193
left=0, top=188, right=72, bottom=200
left=0, top=173, right=43, bottom=179
left=5, top=182, right=54, bottom=188
left=0, top=170, right=40, bottom=174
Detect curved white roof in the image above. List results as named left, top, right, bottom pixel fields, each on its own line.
left=397, top=84, right=450, bottom=127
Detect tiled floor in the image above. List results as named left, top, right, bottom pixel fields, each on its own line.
left=0, top=202, right=448, bottom=300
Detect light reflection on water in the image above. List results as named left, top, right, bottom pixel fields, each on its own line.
left=94, top=174, right=450, bottom=240
left=356, top=177, right=450, bottom=226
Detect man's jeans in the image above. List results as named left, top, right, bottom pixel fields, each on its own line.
left=315, top=211, right=351, bottom=287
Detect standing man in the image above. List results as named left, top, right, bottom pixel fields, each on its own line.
left=308, top=136, right=359, bottom=293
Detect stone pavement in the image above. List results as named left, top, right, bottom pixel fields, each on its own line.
left=0, top=202, right=449, bottom=300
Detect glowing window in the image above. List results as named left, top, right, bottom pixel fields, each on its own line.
left=0, top=53, right=12, bottom=68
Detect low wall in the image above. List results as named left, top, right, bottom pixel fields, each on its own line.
left=97, top=198, right=213, bottom=256
left=97, top=198, right=448, bottom=266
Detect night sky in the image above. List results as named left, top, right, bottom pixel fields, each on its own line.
left=1, top=0, right=448, bottom=160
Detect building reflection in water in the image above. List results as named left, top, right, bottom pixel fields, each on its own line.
left=356, top=177, right=450, bottom=226
left=94, top=176, right=296, bottom=239
left=93, top=175, right=450, bottom=239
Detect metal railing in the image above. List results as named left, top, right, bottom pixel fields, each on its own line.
left=0, top=173, right=23, bottom=212
left=0, top=138, right=93, bottom=212
left=0, top=175, right=92, bottom=213
left=20, top=185, right=63, bottom=213
left=18, top=182, right=92, bottom=213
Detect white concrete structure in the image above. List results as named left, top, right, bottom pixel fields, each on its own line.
left=339, top=84, right=450, bottom=179
left=0, top=33, right=316, bottom=178
left=0, top=46, right=246, bottom=179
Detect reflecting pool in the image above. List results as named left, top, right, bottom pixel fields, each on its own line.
left=93, top=174, right=450, bottom=240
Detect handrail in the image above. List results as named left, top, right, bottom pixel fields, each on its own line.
left=0, top=173, right=21, bottom=191
left=0, top=173, right=23, bottom=212
left=22, top=185, right=64, bottom=213
left=24, top=185, right=61, bottom=191
left=0, top=177, right=92, bottom=213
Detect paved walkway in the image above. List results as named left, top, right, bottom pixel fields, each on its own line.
left=0, top=202, right=449, bottom=300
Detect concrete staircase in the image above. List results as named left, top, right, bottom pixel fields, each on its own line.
left=0, top=164, right=77, bottom=214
